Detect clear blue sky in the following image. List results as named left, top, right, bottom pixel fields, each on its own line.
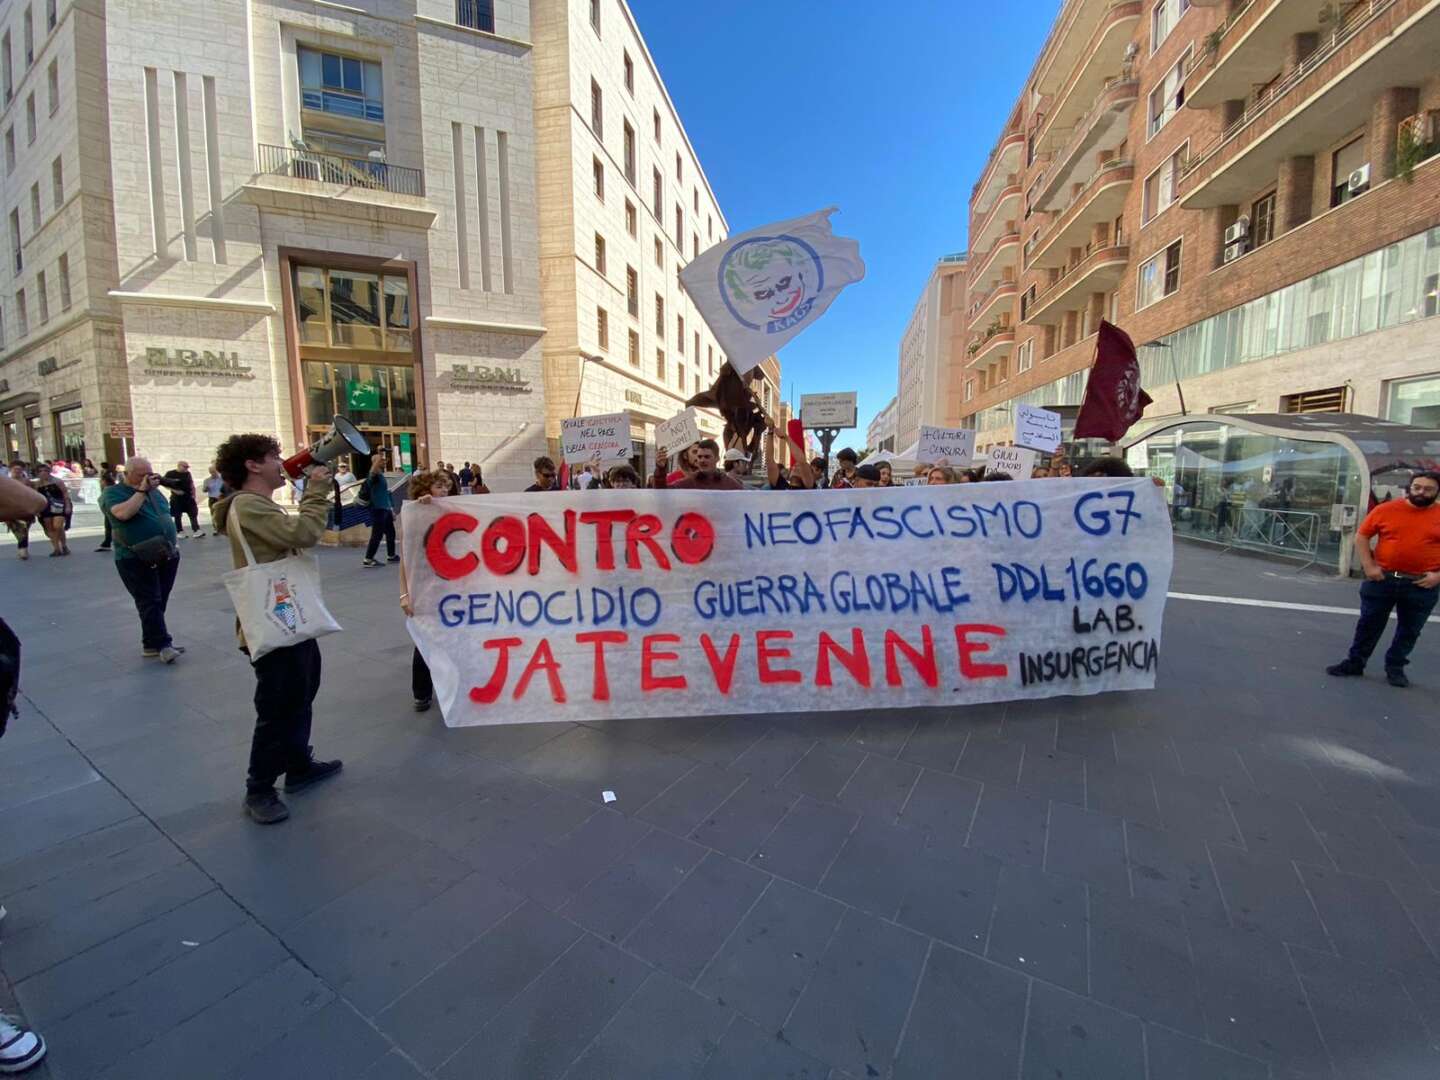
left=628, top=0, right=1059, bottom=443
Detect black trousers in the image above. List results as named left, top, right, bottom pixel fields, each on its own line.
left=7, top=519, right=29, bottom=550
left=365, top=508, right=396, bottom=560
left=248, top=638, right=322, bottom=793
left=1347, top=576, right=1440, bottom=673
left=171, top=497, right=199, bottom=533
left=115, top=555, right=179, bottom=651
left=413, top=647, right=432, bottom=701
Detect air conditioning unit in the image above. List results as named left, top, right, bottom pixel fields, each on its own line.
left=1223, top=216, right=1251, bottom=245
left=1222, top=240, right=1249, bottom=264
left=1348, top=163, right=1371, bottom=193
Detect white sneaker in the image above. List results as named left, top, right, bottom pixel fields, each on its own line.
left=0, top=1013, right=46, bottom=1073
left=191, top=529, right=205, bottom=539
left=160, top=645, right=184, bottom=664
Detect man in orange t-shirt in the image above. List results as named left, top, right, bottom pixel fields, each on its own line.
left=1328, top=471, right=1440, bottom=687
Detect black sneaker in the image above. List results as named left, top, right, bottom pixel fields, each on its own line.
left=243, top=790, right=290, bottom=825
left=362, top=558, right=379, bottom=567
left=414, top=696, right=432, bottom=712
left=1326, top=660, right=1364, bottom=677
left=1387, top=670, right=1410, bottom=688
left=283, top=758, right=343, bottom=793
left=94, top=543, right=111, bottom=552
left=386, top=554, right=400, bottom=563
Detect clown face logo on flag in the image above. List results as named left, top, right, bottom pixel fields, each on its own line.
left=681, top=208, right=865, bottom=376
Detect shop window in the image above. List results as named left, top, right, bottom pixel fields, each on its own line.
left=303, top=360, right=417, bottom=430
left=54, top=405, right=84, bottom=460
left=456, top=0, right=495, bottom=33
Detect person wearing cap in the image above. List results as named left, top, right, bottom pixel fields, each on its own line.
left=722, top=446, right=769, bottom=491
left=852, top=463, right=882, bottom=488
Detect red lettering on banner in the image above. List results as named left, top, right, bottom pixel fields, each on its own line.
left=641, top=633, right=687, bottom=690
left=624, top=515, right=672, bottom=571
left=426, top=512, right=480, bottom=580
left=468, top=637, right=523, bottom=703
left=579, top=510, right=635, bottom=571
left=815, top=629, right=872, bottom=688
left=884, top=627, right=938, bottom=688
left=513, top=639, right=567, bottom=703
left=670, top=512, right=716, bottom=565
left=527, top=510, right=578, bottom=575
left=480, top=516, right=526, bottom=575
left=576, top=630, right=627, bottom=700
left=699, top=633, right=741, bottom=693
left=956, top=624, right=1009, bottom=679
left=756, top=630, right=803, bottom=684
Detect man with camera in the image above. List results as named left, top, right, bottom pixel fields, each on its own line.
left=211, top=434, right=341, bottom=825
left=100, top=457, right=185, bottom=664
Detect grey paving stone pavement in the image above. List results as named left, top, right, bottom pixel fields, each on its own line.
left=3, top=535, right=1440, bottom=1077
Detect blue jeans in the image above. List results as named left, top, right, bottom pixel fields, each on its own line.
left=1347, top=576, right=1439, bottom=672
left=115, top=555, right=179, bottom=651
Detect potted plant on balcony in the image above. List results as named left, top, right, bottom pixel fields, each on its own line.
left=1395, top=118, right=1435, bottom=183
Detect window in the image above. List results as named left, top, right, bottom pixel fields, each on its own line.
left=15, top=289, right=27, bottom=336
left=652, top=107, right=660, bottom=143
left=592, top=156, right=604, bottom=201
left=628, top=329, right=640, bottom=366
left=653, top=236, right=663, bottom=268
left=1331, top=136, right=1368, bottom=207
left=46, top=59, right=57, bottom=115
left=675, top=151, right=682, bottom=183
left=292, top=265, right=413, bottom=351
left=619, top=121, right=635, bottom=184
left=298, top=47, right=384, bottom=125
left=1280, top=387, right=1346, bottom=414
left=692, top=232, right=698, bottom=259
left=456, top=0, right=495, bottom=32
left=597, top=307, right=608, bottom=350
left=708, top=215, right=713, bottom=240
left=656, top=348, right=665, bottom=380
left=1386, top=375, right=1440, bottom=426
left=51, top=156, right=61, bottom=207
left=623, top=51, right=634, bottom=93
left=35, top=270, right=47, bottom=323
left=624, top=199, right=637, bottom=237
left=1148, top=51, right=1188, bottom=138
left=57, top=251, right=69, bottom=310
left=965, top=380, right=975, bottom=402
left=674, top=204, right=683, bottom=244
left=1251, top=191, right=1276, bottom=248
left=589, top=79, right=603, bottom=139
left=693, top=330, right=699, bottom=361
left=626, top=265, right=638, bottom=315
left=654, top=294, right=664, bottom=336
left=1, top=32, right=10, bottom=102
left=26, top=93, right=36, bottom=144
left=677, top=314, right=685, bottom=352
left=594, top=232, right=606, bottom=275
left=1150, top=0, right=1188, bottom=52
left=707, top=344, right=714, bottom=375
left=3, top=127, right=12, bottom=173
left=651, top=166, right=662, bottom=217
left=692, top=187, right=698, bottom=213
left=23, top=8, right=33, bottom=66
left=29, top=183, right=40, bottom=230
left=1017, top=340, right=1033, bottom=372
left=677, top=362, right=685, bottom=389
left=1142, top=142, right=1187, bottom=223
left=589, top=0, right=600, bottom=33
left=9, top=209, right=20, bottom=273
left=1137, top=240, right=1182, bottom=308
left=47, top=0, right=57, bottom=31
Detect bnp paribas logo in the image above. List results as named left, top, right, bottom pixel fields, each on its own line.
left=139, top=347, right=255, bottom=379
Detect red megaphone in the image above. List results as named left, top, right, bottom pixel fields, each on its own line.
left=283, top=415, right=371, bottom=478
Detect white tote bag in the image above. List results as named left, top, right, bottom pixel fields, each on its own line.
left=222, top=496, right=341, bottom=661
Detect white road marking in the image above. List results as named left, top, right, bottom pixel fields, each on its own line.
left=1167, top=591, right=1440, bottom=623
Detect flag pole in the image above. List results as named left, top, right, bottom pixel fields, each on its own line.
left=1142, top=340, right=1186, bottom=416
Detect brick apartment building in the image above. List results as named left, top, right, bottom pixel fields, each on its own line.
left=956, top=0, right=1440, bottom=448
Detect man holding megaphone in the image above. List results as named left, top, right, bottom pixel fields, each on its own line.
left=212, top=419, right=364, bottom=824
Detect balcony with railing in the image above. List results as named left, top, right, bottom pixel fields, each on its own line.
left=970, top=231, right=1022, bottom=294
left=1027, top=159, right=1134, bottom=269
left=1034, top=77, right=1139, bottom=212
left=244, top=143, right=435, bottom=226
left=971, top=130, right=1026, bottom=217
left=1179, top=0, right=1440, bottom=208
left=971, top=183, right=1022, bottom=256
left=968, top=280, right=1018, bottom=331
left=967, top=325, right=1016, bottom=369
left=1031, top=2, right=1143, bottom=159
left=1034, top=0, right=1136, bottom=96
left=1026, top=243, right=1129, bottom=324
left=1186, top=0, right=1328, bottom=110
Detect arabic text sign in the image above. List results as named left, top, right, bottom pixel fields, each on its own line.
left=1015, top=405, right=1063, bottom=453
left=801, top=392, right=858, bottom=429
left=987, top=445, right=1038, bottom=480
left=655, top=408, right=703, bottom=456
left=560, top=412, right=632, bottom=466
left=402, top=480, right=1173, bottom=725
left=916, top=426, right=976, bottom=467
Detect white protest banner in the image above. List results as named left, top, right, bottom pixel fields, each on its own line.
left=1014, top=405, right=1063, bottom=453
left=801, top=392, right=858, bottom=429
left=561, top=412, right=631, bottom=466
left=987, top=445, right=1038, bottom=480
left=916, top=426, right=976, bottom=467
left=402, top=480, right=1173, bottom=725
left=679, top=208, right=865, bottom=375
left=655, top=408, right=702, bottom=456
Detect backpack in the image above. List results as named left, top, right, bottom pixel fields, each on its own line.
left=356, top=474, right=373, bottom=506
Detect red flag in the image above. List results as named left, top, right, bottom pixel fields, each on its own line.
left=1073, top=320, right=1153, bottom=443
left=787, top=417, right=806, bottom=465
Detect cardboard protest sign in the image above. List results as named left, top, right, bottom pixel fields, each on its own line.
left=403, top=480, right=1174, bottom=725
left=1015, top=405, right=1062, bottom=453
left=987, top=445, right=1037, bottom=480
left=655, top=408, right=702, bottom=456
left=560, top=412, right=631, bottom=466
left=916, top=426, right=976, bottom=467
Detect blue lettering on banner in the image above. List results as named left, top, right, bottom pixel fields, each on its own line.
left=1074, top=490, right=1141, bottom=536
left=742, top=499, right=1045, bottom=549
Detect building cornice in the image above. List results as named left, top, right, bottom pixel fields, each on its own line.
left=107, top=291, right=276, bottom=314
left=423, top=316, right=546, bottom=336
left=413, top=13, right=534, bottom=49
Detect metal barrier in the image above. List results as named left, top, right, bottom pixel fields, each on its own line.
left=1224, top=507, right=1323, bottom=570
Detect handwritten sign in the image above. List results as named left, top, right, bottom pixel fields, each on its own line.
left=987, top=445, right=1038, bottom=480
left=1014, top=405, right=1062, bottom=453
left=402, top=480, right=1173, bottom=725
left=560, top=412, right=631, bottom=466
left=655, top=408, right=702, bottom=456
left=916, top=426, right=976, bottom=467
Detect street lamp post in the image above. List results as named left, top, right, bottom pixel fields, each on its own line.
left=1142, top=340, right=1186, bottom=416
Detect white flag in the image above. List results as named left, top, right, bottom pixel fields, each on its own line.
left=679, top=207, right=864, bottom=375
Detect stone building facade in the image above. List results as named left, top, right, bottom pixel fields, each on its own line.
left=894, top=253, right=968, bottom=453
